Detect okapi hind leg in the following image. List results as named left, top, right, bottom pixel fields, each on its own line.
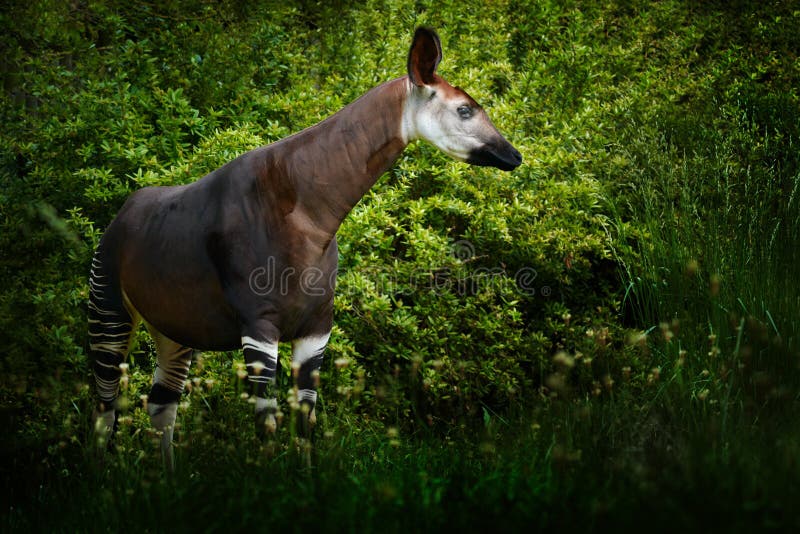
left=146, top=327, right=193, bottom=471
left=291, top=332, right=331, bottom=437
left=88, top=252, right=139, bottom=448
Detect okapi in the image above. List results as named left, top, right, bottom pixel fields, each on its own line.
left=89, top=27, right=522, bottom=467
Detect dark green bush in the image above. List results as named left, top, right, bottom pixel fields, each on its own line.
left=0, top=0, right=625, bottom=430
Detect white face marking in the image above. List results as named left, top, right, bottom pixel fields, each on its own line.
left=402, top=80, right=496, bottom=161
left=291, top=332, right=331, bottom=367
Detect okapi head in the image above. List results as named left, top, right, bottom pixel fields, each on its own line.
left=403, top=27, right=523, bottom=171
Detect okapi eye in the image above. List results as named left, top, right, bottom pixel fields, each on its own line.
left=457, top=105, right=473, bottom=119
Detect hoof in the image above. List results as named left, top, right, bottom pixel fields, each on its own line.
left=255, top=397, right=279, bottom=439
left=91, top=407, right=116, bottom=450
left=264, top=413, right=277, bottom=434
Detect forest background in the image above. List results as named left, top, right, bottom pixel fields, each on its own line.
left=2, top=0, right=799, bottom=530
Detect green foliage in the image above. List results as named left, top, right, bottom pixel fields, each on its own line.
left=2, top=0, right=800, bottom=530
left=0, top=0, right=625, bottom=425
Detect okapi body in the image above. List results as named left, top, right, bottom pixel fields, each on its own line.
left=90, top=27, right=521, bottom=467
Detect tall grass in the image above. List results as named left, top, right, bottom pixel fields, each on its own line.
left=605, top=60, right=800, bottom=531
left=7, top=386, right=800, bottom=531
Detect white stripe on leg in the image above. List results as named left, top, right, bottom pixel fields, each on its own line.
left=241, top=336, right=278, bottom=358
left=298, top=389, right=318, bottom=404
left=291, top=332, right=330, bottom=367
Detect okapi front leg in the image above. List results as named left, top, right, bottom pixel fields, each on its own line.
left=242, top=335, right=280, bottom=437
left=146, top=329, right=193, bottom=471
left=291, top=332, right=330, bottom=436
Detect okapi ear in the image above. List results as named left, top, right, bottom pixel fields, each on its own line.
left=407, top=27, right=442, bottom=87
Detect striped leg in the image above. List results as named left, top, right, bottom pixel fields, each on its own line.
left=88, top=253, right=138, bottom=446
left=242, top=334, right=280, bottom=436
left=291, top=332, right=330, bottom=436
left=146, top=327, right=193, bottom=472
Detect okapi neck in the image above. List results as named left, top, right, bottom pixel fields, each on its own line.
left=267, top=77, right=409, bottom=244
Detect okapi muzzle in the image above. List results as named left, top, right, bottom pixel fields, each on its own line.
left=468, top=135, right=523, bottom=171
left=88, top=26, right=522, bottom=469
